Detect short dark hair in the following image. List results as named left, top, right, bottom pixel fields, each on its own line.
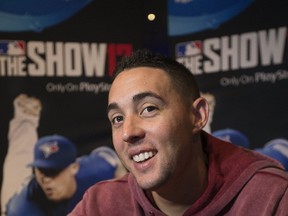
left=113, top=49, right=200, bottom=102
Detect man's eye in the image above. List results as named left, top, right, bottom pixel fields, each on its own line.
left=112, top=116, right=123, bottom=124
left=145, top=106, right=156, bottom=112
left=141, top=106, right=158, bottom=115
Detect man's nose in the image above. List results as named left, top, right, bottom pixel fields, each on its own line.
left=122, top=115, right=145, bottom=143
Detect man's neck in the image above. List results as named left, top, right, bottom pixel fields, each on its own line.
left=151, top=150, right=208, bottom=216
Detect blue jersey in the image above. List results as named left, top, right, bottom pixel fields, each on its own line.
left=6, top=146, right=118, bottom=216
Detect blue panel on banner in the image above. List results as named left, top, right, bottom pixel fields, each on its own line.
left=168, top=0, right=255, bottom=36
left=0, top=0, right=93, bottom=32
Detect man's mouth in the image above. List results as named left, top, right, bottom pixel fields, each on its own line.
left=132, top=151, right=155, bottom=163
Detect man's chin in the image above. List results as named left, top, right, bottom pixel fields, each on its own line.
left=136, top=177, right=161, bottom=191
left=46, top=194, right=63, bottom=202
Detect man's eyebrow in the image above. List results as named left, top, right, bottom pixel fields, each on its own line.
left=107, top=102, right=119, bottom=115
left=132, top=91, right=162, bottom=103
left=107, top=91, right=162, bottom=114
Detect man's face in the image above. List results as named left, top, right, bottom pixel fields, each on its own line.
left=107, top=67, right=200, bottom=190
left=35, top=164, right=77, bottom=202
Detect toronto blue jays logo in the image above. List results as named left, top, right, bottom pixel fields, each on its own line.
left=39, top=142, right=59, bottom=158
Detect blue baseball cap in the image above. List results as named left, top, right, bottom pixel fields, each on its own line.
left=212, top=128, right=250, bottom=148
left=28, top=135, right=77, bottom=170
left=255, top=138, right=288, bottom=170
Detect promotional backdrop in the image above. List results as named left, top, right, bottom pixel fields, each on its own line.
left=0, top=0, right=287, bottom=213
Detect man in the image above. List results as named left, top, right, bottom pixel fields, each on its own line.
left=6, top=135, right=119, bottom=216
left=2, top=94, right=125, bottom=216
left=69, top=49, right=288, bottom=215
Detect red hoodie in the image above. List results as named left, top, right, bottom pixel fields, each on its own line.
left=69, top=132, right=288, bottom=216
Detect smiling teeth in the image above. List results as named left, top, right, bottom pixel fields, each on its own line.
left=133, top=152, right=154, bottom=163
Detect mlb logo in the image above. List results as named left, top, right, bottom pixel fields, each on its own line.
left=176, top=40, right=202, bottom=57
left=0, top=40, right=25, bottom=55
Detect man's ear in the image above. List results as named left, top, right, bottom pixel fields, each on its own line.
left=70, top=162, right=80, bottom=176
left=192, top=97, right=209, bottom=132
